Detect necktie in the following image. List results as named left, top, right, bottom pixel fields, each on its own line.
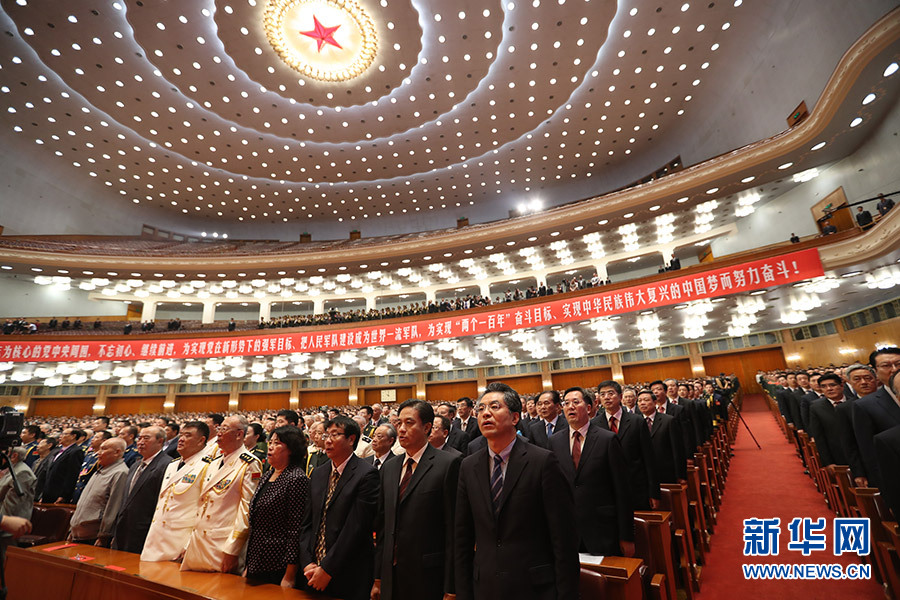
left=646, top=417, right=653, bottom=431
left=177, top=460, right=185, bottom=470
left=398, top=458, right=415, bottom=499
left=129, top=461, right=147, bottom=495
left=571, top=431, right=582, bottom=470
left=315, top=468, right=340, bottom=562
left=609, top=416, right=618, bottom=434
left=546, top=422, right=554, bottom=438
left=373, top=458, right=381, bottom=470
left=490, top=455, right=504, bottom=516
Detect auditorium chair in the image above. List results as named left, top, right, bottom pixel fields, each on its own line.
left=852, top=488, right=894, bottom=591
left=879, top=521, right=900, bottom=600
left=633, top=512, right=678, bottom=600
left=579, top=567, right=611, bottom=599
left=659, top=484, right=699, bottom=598
left=16, top=504, right=75, bottom=548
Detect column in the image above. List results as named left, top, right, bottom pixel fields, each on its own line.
left=476, top=368, right=487, bottom=395
left=593, top=263, right=608, bottom=283
left=478, top=282, right=491, bottom=299
left=201, top=300, right=216, bottom=324
left=424, top=289, right=436, bottom=303
left=366, top=295, right=377, bottom=311
left=660, top=247, right=675, bottom=268
left=164, top=384, right=177, bottom=413
left=541, top=361, right=553, bottom=391
left=610, top=352, right=624, bottom=383
left=290, top=379, right=300, bottom=410
left=416, top=372, right=427, bottom=400
left=689, top=343, right=706, bottom=377
left=349, top=377, right=359, bottom=406
left=258, top=300, right=272, bottom=322
left=140, top=300, right=157, bottom=322
left=19, top=385, right=34, bottom=418
left=229, top=382, right=241, bottom=411
left=312, top=298, right=324, bottom=315
left=92, top=385, right=108, bottom=415
left=535, top=272, right=548, bottom=288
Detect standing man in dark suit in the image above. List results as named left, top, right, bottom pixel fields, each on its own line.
left=651, top=381, right=696, bottom=461
left=528, top=390, right=568, bottom=449
left=455, top=382, right=578, bottom=600
left=298, top=416, right=379, bottom=600
left=372, top=400, right=462, bottom=600
left=429, top=415, right=465, bottom=459
left=39, top=427, right=85, bottom=503
left=437, top=403, right=469, bottom=454
left=637, top=389, right=685, bottom=484
left=853, top=368, right=900, bottom=489
left=162, top=421, right=181, bottom=459
left=453, top=397, right=481, bottom=441
left=800, top=373, right=824, bottom=435
left=874, top=425, right=900, bottom=520
left=551, top=387, right=633, bottom=557
left=364, top=423, right=398, bottom=472
left=594, top=380, right=660, bottom=509
left=107, top=426, right=170, bottom=552
left=808, top=373, right=856, bottom=467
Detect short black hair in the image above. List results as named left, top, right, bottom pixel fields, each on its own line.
left=398, top=399, right=435, bottom=427
left=457, top=397, right=474, bottom=408
left=438, top=401, right=457, bottom=417
left=325, top=415, right=361, bottom=450
left=649, top=380, right=666, bottom=390
left=208, top=413, right=225, bottom=426
left=247, top=422, right=266, bottom=442
left=817, top=373, right=843, bottom=387
left=434, top=414, right=451, bottom=433
left=563, top=386, right=594, bottom=406
left=271, top=425, right=307, bottom=468
left=24, top=425, right=43, bottom=439
left=597, top=380, right=622, bottom=395
left=183, top=421, right=210, bottom=444
left=95, top=430, right=113, bottom=441
left=870, top=347, right=900, bottom=368
left=276, top=409, right=300, bottom=425
left=536, top=389, right=561, bottom=405
left=166, top=422, right=180, bottom=434
left=481, top=381, right=522, bottom=414
left=122, top=425, right=139, bottom=440
left=95, top=416, right=110, bottom=426
left=359, top=405, right=374, bottom=418
left=44, top=436, right=59, bottom=450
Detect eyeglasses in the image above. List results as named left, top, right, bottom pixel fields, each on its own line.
left=320, top=432, right=346, bottom=441
left=561, top=398, right=586, bottom=407
left=474, top=401, right=504, bottom=415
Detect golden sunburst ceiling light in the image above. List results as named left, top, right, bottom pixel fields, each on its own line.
left=264, top=0, right=378, bottom=82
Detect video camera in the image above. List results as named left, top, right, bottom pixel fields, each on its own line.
left=0, top=406, right=24, bottom=451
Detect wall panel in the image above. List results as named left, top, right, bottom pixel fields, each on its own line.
left=424, top=381, right=479, bottom=403
left=241, top=392, right=290, bottom=412
left=175, top=394, right=229, bottom=414
left=703, top=347, right=786, bottom=394
left=551, top=368, right=614, bottom=391
left=487, top=374, right=543, bottom=395
left=299, top=389, right=349, bottom=409
left=32, top=398, right=94, bottom=417
left=106, top=396, right=165, bottom=416
left=622, top=359, right=692, bottom=386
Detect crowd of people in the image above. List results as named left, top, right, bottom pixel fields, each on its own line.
left=3, top=373, right=737, bottom=599
left=758, top=346, right=900, bottom=522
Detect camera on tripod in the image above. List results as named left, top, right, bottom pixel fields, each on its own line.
left=0, top=407, right=24, bottom=452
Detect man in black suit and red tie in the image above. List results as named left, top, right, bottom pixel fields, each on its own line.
left=455, top=382, right=578, bottom=600
left=372, top=400, right=462, bottom=600
left=636, top=389, right=685, bottom=484
left=39, top=427, right=85, bottom=503
left=528, top=390, right=568, bottom=449
left=550, top=386, right=633, bottom=557
left=298, top=416, right=379, bottom=600
left=593, top=380, right=659, bottom=509
left=651, top=380, right=696, bottom=461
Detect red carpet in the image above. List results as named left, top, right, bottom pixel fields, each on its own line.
left=696, top=394, right=883, bottom=600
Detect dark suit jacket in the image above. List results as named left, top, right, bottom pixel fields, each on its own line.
left=834, top=399, right=866, bottom=479
left=298, top=454, right=379, bottom=600
left=528, top=417, right=568, bottom=449
left=874, top=425, right=900, bottom=520
left=453, top=416, right=481, bottom=441
left=658, top=400, right=696, bottom=460
left=375, top=444, right=462, bottom=600
left=364, top=452, right=398, bottom=471
left=446, top=427, right=470, bottom=454
left=111, top=451, right=170, bottom=552
left=807, top=398, right=849, bottom=467
left=645, top=412, right=685, bottom=484
left=549, top=425, right=633, bottom=556
left=592, top=411, right=659, bottom=508
left=40, top=444, right=84, bottom=503
left=162, top=436, right=180, bottom=459
left=800, top=392, right=822, bottom=433
left=455, top=438, right=579, bottom=600
left=853, top=387, right=900, bottom=488
left=776, top=387, right=803, bottom=427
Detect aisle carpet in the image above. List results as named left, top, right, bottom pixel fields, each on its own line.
left=695, top=394, right=882, bottom=600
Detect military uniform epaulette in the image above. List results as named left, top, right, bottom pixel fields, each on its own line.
left=202, top=455, right=215, bottom=463
left=239, top=452, right=259, bottom=463
left=361, top=435, right=372, bottom=444
left=170, top=456, right=181, bottom=462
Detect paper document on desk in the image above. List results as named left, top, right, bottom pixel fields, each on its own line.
left=579, top=553, right=605, bottom=566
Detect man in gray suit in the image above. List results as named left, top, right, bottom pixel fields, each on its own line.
left=0, top=446, right=36, bottom=562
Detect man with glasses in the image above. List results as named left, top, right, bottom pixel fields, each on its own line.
left=550, top=386, right=633, bottom=557
left=807, top=374, right=853, bottom=468
left=455, top=382, right=578, bottom=600
left=181, top=416, right=261, bottom=573
left=528, top=390, right=568, bottom=449
left=853, top=349, right=900, bottom=489
left=298, top=415, right=378, bottom=600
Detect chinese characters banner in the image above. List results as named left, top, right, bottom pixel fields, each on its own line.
left=0, top=248, right=823, bottom=363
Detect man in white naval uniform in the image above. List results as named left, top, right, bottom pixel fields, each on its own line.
left=141, top=421, right=212, bottom=562
left=181, top=415, right=261, bottom=574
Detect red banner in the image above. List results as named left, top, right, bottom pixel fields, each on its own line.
left=0, top=248, right=823, bottom=363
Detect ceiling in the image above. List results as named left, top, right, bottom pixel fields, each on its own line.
left=0, top=0, right=898, bottom=241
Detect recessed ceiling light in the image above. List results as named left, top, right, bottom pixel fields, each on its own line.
left=741, top=176, right=755, bottom=183
left=706, top=187, right=719, bottom=194
left=649, top=205, right=661, bottom=211
left=778, top=162, right=793, bottom=170
left=811, top=141, right=826, bottom=151
left=623, top=213, right=634, bottom=218
left=677, top=197, right=689, bottom=203
left=862, top=93, right=876, bottom=105
left=598, top=219, right=609, bottom=225
left=884, top=62, right=898, bottom=77
left=850, top=117, right=863, bottom=127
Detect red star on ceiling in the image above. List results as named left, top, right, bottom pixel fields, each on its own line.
left=300, top=16, right=343, bottom=53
